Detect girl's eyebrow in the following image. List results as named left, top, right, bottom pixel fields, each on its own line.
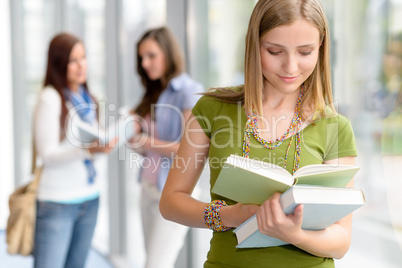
left=263, top=42, right=317, bottom=48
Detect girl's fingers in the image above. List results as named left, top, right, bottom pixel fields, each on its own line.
left=292, top=204, right=304, bottom=227
left=268, top=193, right=285, bottom=224
left=257, top=202, right=267, bottom=230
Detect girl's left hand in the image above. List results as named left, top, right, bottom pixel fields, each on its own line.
left=256, top=192, right=304, bottom=245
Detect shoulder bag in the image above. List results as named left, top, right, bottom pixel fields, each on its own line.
left=6, top=141, right=42, bottom=256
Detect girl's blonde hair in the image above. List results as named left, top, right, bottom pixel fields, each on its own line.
left=207, top=0, right=334, bottom=119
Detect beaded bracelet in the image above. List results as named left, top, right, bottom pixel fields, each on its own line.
left=203, top=200, right=231, bottom=232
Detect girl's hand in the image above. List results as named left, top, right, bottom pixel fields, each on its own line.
left=128, top=133, right=150, bottom=152
left=220, top=203, right=259, bottom=228
left=256, top=192, right=304, bottom=245
left=88, top=137, right=119, bottom=154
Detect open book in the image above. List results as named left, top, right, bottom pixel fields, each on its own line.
left=212, top=154, right=360, bottom=205
left=233, top=185, right=365, bottom=248
left=73, top=115, right=136, bottom=147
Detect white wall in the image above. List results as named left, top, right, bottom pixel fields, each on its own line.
left=0, top=0, right=15, bottom=229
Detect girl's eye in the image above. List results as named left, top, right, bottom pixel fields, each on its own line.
left=147, top=53, right=156, bottom=59
left=268, top=50, right=281, bottom=56
left=68, top=57, right=86, bottom=64
left=300, top=51, right=313, bottom=56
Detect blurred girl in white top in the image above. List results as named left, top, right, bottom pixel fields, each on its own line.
left=33, top=32, right=116, bottom=268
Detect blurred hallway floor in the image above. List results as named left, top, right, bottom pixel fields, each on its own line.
left=0, top=230, right=114, bottom=268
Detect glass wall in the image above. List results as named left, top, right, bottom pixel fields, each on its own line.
left=188, top=0, right=257, bottom=90
left=328, top=0, right=402, bottom=265
left=0, top=0, right=14, bottom=231
left=12, top=0, right=59, bottom=185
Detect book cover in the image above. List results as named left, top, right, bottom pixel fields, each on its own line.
left=233, top=185, right=365, bottom=248
left=211, top=154, right=360, bottom=205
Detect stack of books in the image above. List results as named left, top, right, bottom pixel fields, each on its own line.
left=212, top=154, right=365, bottom=248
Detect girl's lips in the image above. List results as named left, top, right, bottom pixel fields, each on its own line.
left=279, top=75, right=298, bottom=83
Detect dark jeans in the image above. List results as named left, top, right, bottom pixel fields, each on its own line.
left=33, top=197, right=99, bottom=268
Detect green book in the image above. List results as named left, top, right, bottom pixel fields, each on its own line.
left=211, top=154, right=360, bottom=205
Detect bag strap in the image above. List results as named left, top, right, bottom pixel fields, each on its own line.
left=28, top=133, right=43, bottom=192
left=31, top=137, right=37, bottom=175
left=27, top=165, right=43, bottom=192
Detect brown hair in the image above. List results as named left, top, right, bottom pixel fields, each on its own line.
left=206, top=0, right=334, bottom=120
left=43, top=32, right=93, bottom=137
left=134, top=27, right=185, bottom=118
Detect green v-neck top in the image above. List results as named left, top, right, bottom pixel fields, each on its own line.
left=192, top=95, right=358, bottom=268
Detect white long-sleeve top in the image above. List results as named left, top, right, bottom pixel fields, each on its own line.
left=34, top=86, right=101, bottom=202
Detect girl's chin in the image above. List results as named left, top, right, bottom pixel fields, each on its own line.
left=147, top=75, right=160, bottom=80
left=146, top=71, right=163, bottom=80
left=77, top=78, right=87, bottom=84
left=267, top=80, right=303, bottom=92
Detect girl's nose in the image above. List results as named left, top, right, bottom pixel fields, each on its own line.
left=283, top=55, right=298, bottom=75
left=77, top=58, right=86, bottom=68
left=142, top=57, right=150, bottom=69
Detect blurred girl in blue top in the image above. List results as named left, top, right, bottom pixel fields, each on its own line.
left=131, top=27, right=203, bottom=268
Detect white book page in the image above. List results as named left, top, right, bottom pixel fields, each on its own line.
left=227, top=155, right=294, bottom=185
left=285, top=185, right=365, bottom=205
left=104, top=116, right=136, bottom=146
left=76, top=115, right=136, bottom=146
left=74, top=120, right=104, bottom=143
left=293, top=164, right=355, bottom=177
